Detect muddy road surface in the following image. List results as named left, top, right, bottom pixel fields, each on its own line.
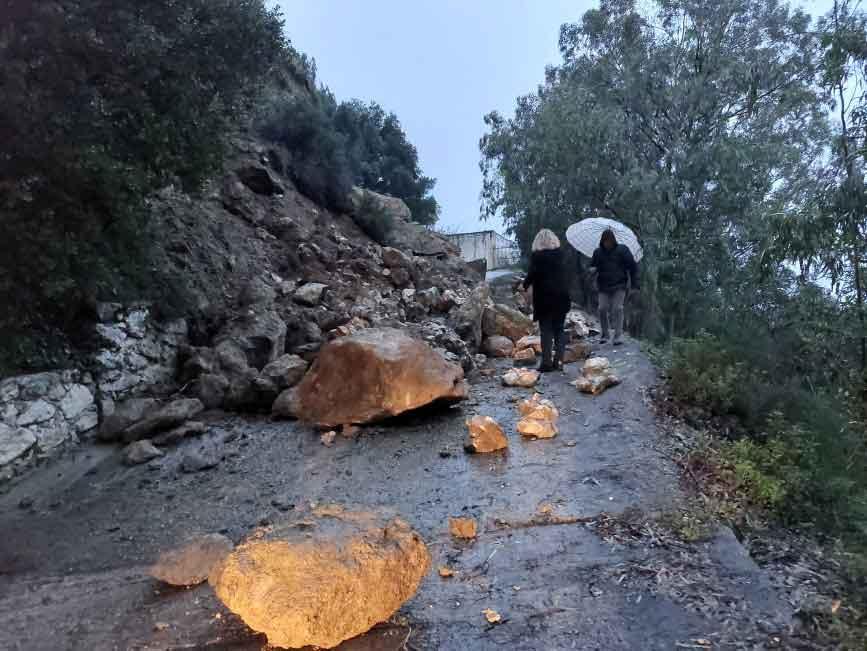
left=0, top=341, right=791, bottom=650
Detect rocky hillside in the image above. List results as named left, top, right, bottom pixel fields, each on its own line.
left=0, top=127, right=490, bottom=482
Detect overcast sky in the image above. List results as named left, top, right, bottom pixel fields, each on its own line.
left=275, top=0, right=837, bottom=236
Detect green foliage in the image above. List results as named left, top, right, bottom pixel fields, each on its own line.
left=0, top=0, right=287, bottom=370
left=669, top=335, right=745, bottom=415
left=351, top=194, right=395, bottom=245
left=260, top=95, right=440, bottom=223
left=261, top=95, right=355, bottom=212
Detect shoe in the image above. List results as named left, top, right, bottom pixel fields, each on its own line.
left=599, top=337, right=609, bottom=344
left=613, top=338, right=623, bottom=346
left=537, top=362, right=554, bottom=373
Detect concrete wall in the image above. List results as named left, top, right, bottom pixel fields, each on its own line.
left=446, top=231, right=519, bottom=270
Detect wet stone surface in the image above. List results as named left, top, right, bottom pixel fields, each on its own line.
left=0, top=340, right=791, bottom=650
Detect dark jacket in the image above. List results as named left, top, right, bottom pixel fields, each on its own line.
left=523, top=248, right=571, bottom=322
left=591, top=238, right=639, bottom=293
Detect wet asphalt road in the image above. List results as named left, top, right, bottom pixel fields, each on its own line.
left=0, top=340, right=789, bottom=650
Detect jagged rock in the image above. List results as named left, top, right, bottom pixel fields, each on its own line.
left=518, top=394, right=560, bottom=421
left=515, top=335, right=542, bottom=354
left=465, top=416, right=508, bottom=453
left=153, top=421, right=207, bottom=447
left=215, top=309, right=287, bottom=370
left=290, top=328, right=467, bottom=427
left=95, top=302, right=122, bottom=323
left=571, top=357, right=621, bottom=395
left=271, top=387, right=299, bottom=419
left=483, top=303, right=534, bottom=342
left=195, top=373, right=230, bottom=410
left=563, top=342, right=592, bottom=364
left=259, top=355, right=308, bottom=391
left=451, top=283, right=489, bottom=350
left=17, top=400, right=56, bottom=427
left=502, top=368, right=540, bottom=388
left=293, top=283, right=328, bottom=307
left=406, top=321, right=475, bottom=372
left=448, top=517, right=477, bottom=539
left=389, top=267, right=412, bottom=288
left=210, top=505, right=429, bottom=650
left=0, top=424, right=36, bottom=466
left=436, top=290, right=459, bottom=313
left=517, top=417, right=558, bottom=438
left=349, top=187, right=456, bottom=256
left=236, top=165, right=284, bottom=196
left=59, top=385, right=94, bottom=420
left=123, top=399, right=204, bottom=443
left=122, top=440, right=164, bottom=466
left=239, top=277, right=277, bottom=307
left=415, top=288, right=441, bottom=311
left=512, top=347, right=536, bottom=363
left=98, top=398, right=159, bottom=442
left=566, top=309, right=596, bottom=339
left=482, top=336, right=514, bottom=358
left=381, top=247, right=413, bottom=269
left=150, top=533, right=234, bottom=587
left=181, top=443, right=222, bottom=472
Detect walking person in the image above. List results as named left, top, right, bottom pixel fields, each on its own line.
left=589, top=229, right=639, bottom=345
left=523, top=229, right=571, bottom=372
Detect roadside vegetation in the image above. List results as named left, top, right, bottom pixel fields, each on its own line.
left=481, top=0, right=867, bottom=613
left=0, top=1, right=438, bottom=375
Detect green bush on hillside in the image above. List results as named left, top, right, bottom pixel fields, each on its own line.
left=0, top=0, right=287, bottom=371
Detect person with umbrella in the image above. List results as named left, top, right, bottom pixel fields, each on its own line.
left=522, top=229, right=571, bottom=372
left=589, top=229, right=639, bottom=345
left=565, top=218, right=642, bottom=346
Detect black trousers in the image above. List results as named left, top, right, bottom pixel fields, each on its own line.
left=539, top=314, right=566, bottom=367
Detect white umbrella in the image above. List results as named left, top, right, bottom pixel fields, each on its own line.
left=566, top=217, right=643, bottom=262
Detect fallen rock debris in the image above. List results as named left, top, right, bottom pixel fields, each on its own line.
left=449, top=517, right=478, bottom=539
left=502, top=368, right=540, bottom=388
left=209, top=505, right=429, bottom=650
left=464, top=415, right=509, bottom=453
left=149, top=533, right=234, bottom=586
left=516, top=393, right=559, bottom=439
left=571, top=357, right=621, bottom=395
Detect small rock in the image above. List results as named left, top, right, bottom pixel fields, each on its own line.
left=502, top=368, right=540, bottom=388
left=482, top=608, right=502, bottom=624
left=481, top=336, right=514, bottom=358
left=464, top=416, right=508, bottom=453
left=517, top=418, right=558, bottom=439
left=562, top=342, right=592, bottom=364
left=515, top=335, right=542, bottom=354
left=152, top=421, right=207, bottom=447
left=320, top=430, right=337, bottom=447
left=181, top=445, right=221, bottom=473
left=122, top=440, right=164, bottom=466
left=123, top=399, right=205, bottom=443
left=18, top=497, right=34, bottom=510
left=293, top=283, right=328, bottom=307
left=512, top=347, right=536, bottom=363
left=150, top=533, right=234, bottom=586
left=341, top=424, right=361, bottom=439
left=438, top=566, right=455, bottom=578
left=449, top=517, right=478, bottom=539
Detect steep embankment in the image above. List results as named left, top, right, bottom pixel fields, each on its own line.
left=0, top=129, right=482, bottom=483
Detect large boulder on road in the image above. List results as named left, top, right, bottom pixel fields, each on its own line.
left=286, top=328, right=468, bottom=427
left=209, top=505, right=430, bottom=650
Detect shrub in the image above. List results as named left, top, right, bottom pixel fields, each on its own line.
left=669, top=334, right=745, bottom=415
left=259, top=96, right=355, bottom=212
left=351, top=194, right=395, bottom=244
left=0, top=0, right=287, bottom=372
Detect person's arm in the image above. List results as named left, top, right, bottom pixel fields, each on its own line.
left=522, top=257, right=535, bottom=290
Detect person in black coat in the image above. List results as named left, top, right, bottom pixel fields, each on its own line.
left=523, top=229, right=571, bottom=372
left=589, top=229, right=639, bottom=345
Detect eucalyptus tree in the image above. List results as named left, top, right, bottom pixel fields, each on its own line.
left=481, top=0, right=827, bottom=338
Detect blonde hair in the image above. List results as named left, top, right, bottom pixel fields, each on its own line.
left=531, top=229, right=561, bottom=252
